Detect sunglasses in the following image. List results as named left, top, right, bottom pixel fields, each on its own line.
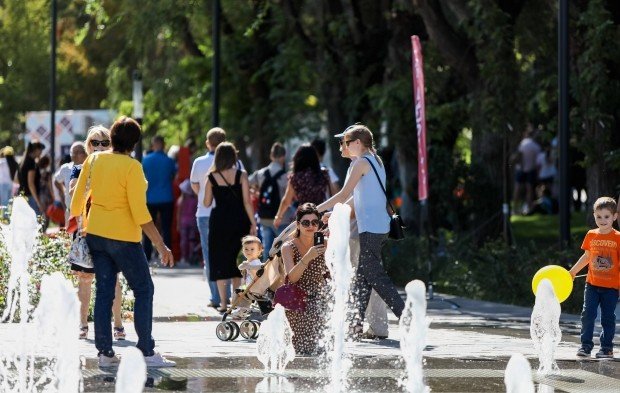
left=344, top=139, right=357, bottom=147
left=90, top=140, right=110, bottom=147
left=299, top=219, right=320, bottom=228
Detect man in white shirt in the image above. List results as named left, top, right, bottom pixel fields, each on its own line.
left=513, top=125, right=541, bottom=214
left=190, top=127, right=245, bottom=308
left=53, top=142, right=86, bottom=223
left=249, top=142, right=292, bottom=260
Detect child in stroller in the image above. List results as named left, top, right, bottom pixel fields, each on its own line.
left=216, top=235, right=287, bottom=341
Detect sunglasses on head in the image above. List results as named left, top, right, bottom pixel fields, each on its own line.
left=90, top=140, right=110, bottom=147
left=299, top=219, right=320, bottom=228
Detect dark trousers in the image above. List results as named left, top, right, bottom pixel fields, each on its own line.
left=86, top=234, right=155, bottom=356
left=580, top=283, right=619, bottom=351
left=355, top=232, right=405, bottom=322
left=143, top=202, right=174, bottom=260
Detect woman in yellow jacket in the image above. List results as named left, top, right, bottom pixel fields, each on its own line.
left=71, top=116, right=175, bottom=368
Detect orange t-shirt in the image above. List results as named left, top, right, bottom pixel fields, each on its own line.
left=581, top=229, right=620, bottom=289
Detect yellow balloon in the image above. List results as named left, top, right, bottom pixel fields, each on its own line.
left=532, top=265, right=573, bottom=303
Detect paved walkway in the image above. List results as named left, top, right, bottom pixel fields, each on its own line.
left=1, top=266, right=619, bottom=392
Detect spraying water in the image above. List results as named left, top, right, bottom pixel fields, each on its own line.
left=323, top=203, right=353, bottom=392
left=256, top=304, right=295, bottom=373
left=399, top=280, right=430, bottom=393
left=530, top=279, right=561, bottom=375
left=0, top=197, right=40, bottom=392
left=255, top=376, right=295, bottom=392
left=33, top=272, right=82, bottom=392
left=116, top=347, right=147, bottom=393
left=504, top=353, right=535, bottom=393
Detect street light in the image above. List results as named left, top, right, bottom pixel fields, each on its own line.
left=50, top=0, right=57, bottom=172
left=132, top=70, right=144, bottom=161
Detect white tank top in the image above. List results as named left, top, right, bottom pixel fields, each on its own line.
left=353, top=154, right=390, bottom=234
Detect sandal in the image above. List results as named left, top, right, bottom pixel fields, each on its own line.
left=79, top=325, right=88, bottom=340
left=113, top=326, right=126, bottom=341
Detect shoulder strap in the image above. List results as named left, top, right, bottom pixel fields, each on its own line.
left=207, top=173, right=217, bottom=187
left=234, top=169, right=242, bottom=185
left=273, top=169, right=286, bottom=180
left=363, top=156, right=395, bottom=215
left=217, top=171, right=241, bottom=201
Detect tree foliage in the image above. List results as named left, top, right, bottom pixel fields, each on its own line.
left=0, top=0, right=618, bottom=245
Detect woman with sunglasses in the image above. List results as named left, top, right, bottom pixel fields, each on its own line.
left=68, top=125, right=125, bottom=342
left=280, top=202, right=329, bottom=355
left=317, top=124, right=404, bottom=337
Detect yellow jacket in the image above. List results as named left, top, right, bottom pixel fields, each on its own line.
left=70, top=152, right=152, bottom=242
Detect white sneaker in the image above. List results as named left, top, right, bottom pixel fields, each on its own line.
left=98, top=353, right=121, bottom=367
left=144, top=352, right=176, bottom=367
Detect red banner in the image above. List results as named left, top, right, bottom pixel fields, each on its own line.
left=411, top=35, right=428, bottom=201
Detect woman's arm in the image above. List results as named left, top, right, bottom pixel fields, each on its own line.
left=202, top=175, right=213, bottom=207
left=27, top=170, right=42, bottom=208
left=317, top=159, right=368, bottom=213
left=274, top=180, right=295, bottom=228
left=241, top=172, right=257, bottom=235
left=281, top=242, right=325, bottom=283
left=141, top=221, right=174, bottom=267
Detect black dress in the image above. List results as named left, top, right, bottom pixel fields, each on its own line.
left=208, top=170, right=250, bottom=280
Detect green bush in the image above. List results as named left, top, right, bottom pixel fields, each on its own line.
left=384, top=234, right=585, bottom=314
left=0, top=228, right=133, bottom=322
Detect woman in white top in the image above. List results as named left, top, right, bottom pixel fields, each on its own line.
left=316, top=124, right=405, bottom=335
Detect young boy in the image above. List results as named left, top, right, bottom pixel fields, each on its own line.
left=569, top=196, right=620, bottom=358
left=238, top=235, right=264, bottom=288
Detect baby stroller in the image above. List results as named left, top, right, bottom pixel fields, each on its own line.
left=215, top=239, right=287, bottom=341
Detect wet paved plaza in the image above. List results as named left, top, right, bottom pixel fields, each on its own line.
left=2, top=267, right=619, bottom=392
left=81, top=355, right=620, bottom=392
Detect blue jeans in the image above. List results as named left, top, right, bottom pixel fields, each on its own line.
left=86, top=234, right=155, bottom=356
left=197, top=216, right=227, bottom=304
left=260, top=221, right=288, bottom=261
left=0, top=183, right=12, bottom=206
left=580, top=283, right=619, bottom=351
left=26, top=195, right=41, bottom=216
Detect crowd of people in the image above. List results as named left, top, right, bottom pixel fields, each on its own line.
left=512, top=124, right=559, bottom=216
left=0, top=119, right=402, bottom=364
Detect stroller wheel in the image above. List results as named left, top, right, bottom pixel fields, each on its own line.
left=216, top=322, right=233, bottom=341
left=251, top=321, right=260, bottom=339
left=240, top=320, right=257, bottom=339
left=229, top=321, right=240, bottom=341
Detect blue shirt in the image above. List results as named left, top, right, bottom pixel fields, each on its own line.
left=142, top=150, right=177, bottom=204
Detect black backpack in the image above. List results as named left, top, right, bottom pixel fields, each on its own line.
left=257, top=168, right=286, bottom=219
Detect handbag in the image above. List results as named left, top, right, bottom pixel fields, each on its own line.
left=363, top=157, right=405, bottom=241
left=67, top=156, right=96, bottom=269
left=68, top=233, right=93, bottom=269
left=46, top=201, right=65, bottom=226
left=273, top=275, right=307, bottom=312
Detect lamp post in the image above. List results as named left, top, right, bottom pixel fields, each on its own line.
left=49, top=0, right=57, bottom=172
left=132, top=70, right=144, bottom=161
left=558, top=0, right=570, bottom=249
left=212, top=0, right=220, bottom=127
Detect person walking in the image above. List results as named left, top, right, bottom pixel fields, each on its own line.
left=249, top=142, right=292, bottom=261
left=70, top=117, right=175, bottom=367
left=273, top=144, right=336, bottom=228
left=0, top=149, right=13, bottom=206
left=203, top=142, right=257, bottom=312
left=311, top=138, right=340, bottom=192
left=67, top=127, right=126, bottom=341
left=17, top=140, right=45, bottom=215
left=317, top=124, right=405, bottom=337
left=142, top=135, right=177, bottom=262
left=333, top=131, right=389, bottom=339
left=190, top=127, right=228, bottom=308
